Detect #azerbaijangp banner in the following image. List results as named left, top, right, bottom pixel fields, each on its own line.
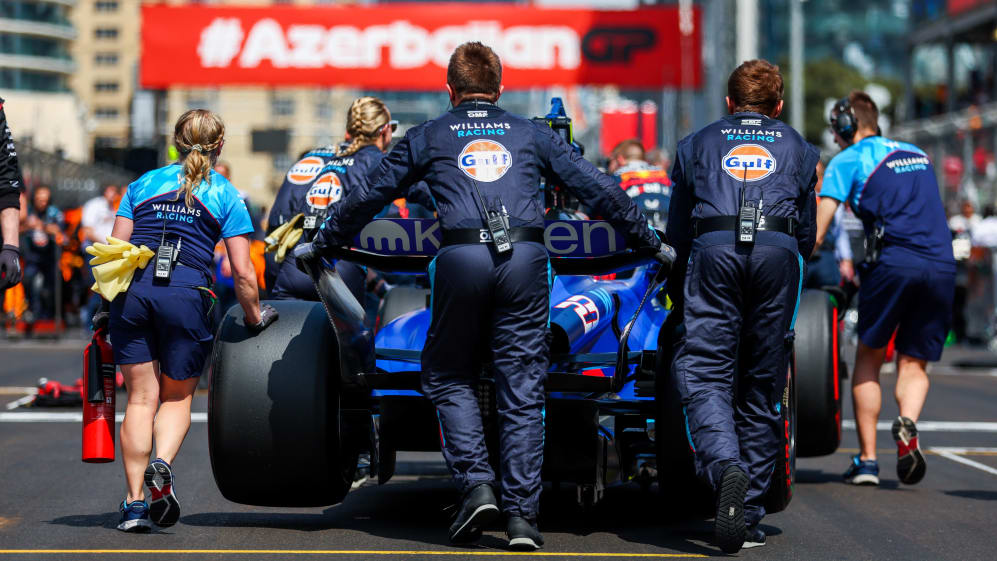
left=140, top=4, right=701, bottom=89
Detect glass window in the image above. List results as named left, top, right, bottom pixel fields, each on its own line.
left=95, top=1, right=118, bottom=12
left=315, top=100, right=333, bottom=120
left=272, top=153, right=293, bottom=173
left=95, top=82, right=119, bottom=93
left=272, top=97, right=295, bottom=117
left=95, top=53, right=119, bottom=66
left=95, top=28, right=119, bottom=40
left=95, top=107, right=119, bottom=120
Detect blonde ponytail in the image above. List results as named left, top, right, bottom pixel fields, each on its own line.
left=173, top=109, right=225, bottom=208
left=337, top=97, right=390, bottom=157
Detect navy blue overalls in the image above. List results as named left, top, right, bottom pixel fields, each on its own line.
left=110, top=165, right=255, bottom=380
left=314, top=100, right=659, bottom=519
left=666, top=112, right=818, bottom=527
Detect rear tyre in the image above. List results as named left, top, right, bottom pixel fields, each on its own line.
left=764, top=362, right=796, bottom=514
left=208, top=300, right=357, bottom=506
left=795, top=289, right=842, bottom=457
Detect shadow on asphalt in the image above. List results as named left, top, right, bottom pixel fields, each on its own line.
left=49, top=512, right=118, bottom=530
left=168, top=478, right=717, bottom=555
left=796, top=469, right=902, bottom=490
left=945, top=490, right=997, bottom=501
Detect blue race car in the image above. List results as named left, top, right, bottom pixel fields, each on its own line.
left=206, top=217, right=843, bottom=515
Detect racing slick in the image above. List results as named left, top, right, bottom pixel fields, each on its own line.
left=296, top=42, right=667, bottom=551
left=666, top=60, right=818, bottom=553
left=1, top=98, right=23, bottom=290
left=610, top=139, right=672, bottom=230
left=817, top=91, right=955, bottom=487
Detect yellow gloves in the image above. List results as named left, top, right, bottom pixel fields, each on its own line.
left=265, top=213, right=304, bottom=263
left=86, top=237, right=155, bottom=301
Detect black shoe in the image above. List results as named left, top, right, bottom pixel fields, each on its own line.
left=714, top=464, right=748, bottom=554
left=893, top=416, right=927, bottom=485
left=144, top=458, right=180, bottom=527
left=448, top=483, right=500, bottom=544
left=506, top=515, right=544, bottom=551
left=743, top=525, right=766, bottom=549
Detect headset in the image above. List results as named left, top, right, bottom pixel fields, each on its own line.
left=830, top=97, right=856, bottom=143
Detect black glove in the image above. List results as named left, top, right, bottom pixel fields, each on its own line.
left=652, top=243, right=677, bottom=283
left=0, top=244, right=21, bottom=290
left=247, top=304, right=279, bottom=333
left=91, top=300, right=110, bottom=331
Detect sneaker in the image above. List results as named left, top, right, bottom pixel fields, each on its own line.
left=843, top=454, right=880, bottom=485
left=117, top=500, right=153, bottom=533
left=743, top=525, right=766, bottom=549
left=893, top=416, right=927, bottom=485
left=144, top=458, right=180, bottom=527
left=714, top=464, right=748, bottom=554
left=448, top=483, right=500, bottom=544
left=506, top=515, right=544, bottom=551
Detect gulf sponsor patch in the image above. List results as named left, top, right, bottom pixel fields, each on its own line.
left=286, top=156, right=324, bottom=185
left=306, top=172, right=342, bottom=209
left=722, top=144, right=777, bottom=181
left=458, top=140, right=511, bottom=182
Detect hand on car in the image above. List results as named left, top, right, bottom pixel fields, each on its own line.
left=653, top=244, right=677, bottom=282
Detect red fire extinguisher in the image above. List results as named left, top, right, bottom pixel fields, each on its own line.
left=82, top=328, right=116, bottom=463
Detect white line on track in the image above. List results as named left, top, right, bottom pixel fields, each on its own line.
left=842, top=420, right=997, bottom=432
left=931, top=448, right=997, bottom=477
left=0, top=412, right=207, bottom=423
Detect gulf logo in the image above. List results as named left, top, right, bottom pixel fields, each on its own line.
left=722, top=144, right=777, bottom=181
left=458, top=140, right=512, bottom=182
left=286, top=156, right=324, bottom=185
left=306, top=172, right=342, bottom=209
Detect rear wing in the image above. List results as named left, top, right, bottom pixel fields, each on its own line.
left=324, top=218, right=659, bottom=276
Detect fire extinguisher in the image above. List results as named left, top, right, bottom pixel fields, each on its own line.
left=82, top=328, right=116, bottom=463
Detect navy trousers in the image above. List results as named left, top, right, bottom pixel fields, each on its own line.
left=421, top=241, right=550, bottom=519
left=674, top=232, right=802, bottom=527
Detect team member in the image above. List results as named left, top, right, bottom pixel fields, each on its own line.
left=267, top=97, right=399, bottom=302
left=107, top=110, right=277, bottom=532
left=0, top=97, right=23, bottom=291
left=667, top=60, right=818, bottom=553
left=296, top=42, right=666, bottom=550
left=806, top=161, right=854, bottom=288
left=609, top=138, right=672, bottom=230
left=817, top=92, right=955, bottom=487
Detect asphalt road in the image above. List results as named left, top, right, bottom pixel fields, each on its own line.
left=1, top=341, right=995, bottom=560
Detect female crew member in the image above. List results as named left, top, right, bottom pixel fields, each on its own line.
left=268, top=96, right=399, bottom=301
left=109, top=109, right=277, bottom=532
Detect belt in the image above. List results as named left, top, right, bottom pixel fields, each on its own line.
left=693, top=215, right=797, bottom=237
left=441, top=227, right=544, bottom=247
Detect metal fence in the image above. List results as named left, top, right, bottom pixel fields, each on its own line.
left=17, top=140, right=136, bottom=209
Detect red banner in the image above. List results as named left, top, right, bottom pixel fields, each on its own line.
left=140, top=5, right=701, bottom=90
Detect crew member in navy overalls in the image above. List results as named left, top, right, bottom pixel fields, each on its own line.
left=818, top=92, right=955, bottom=488
left=666, top=60, right=818, bottom=553
left=296, top=42, right=667, bottom=550
left=108, top=110, right=277, bottom=533
left=0, top=97, right=23, bottom=291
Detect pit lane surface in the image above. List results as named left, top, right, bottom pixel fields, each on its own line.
left=1, top=341, right=995, bottom=560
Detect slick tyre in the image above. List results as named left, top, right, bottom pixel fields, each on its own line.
left=375, top=286, right=429, bottom=331
left=765, top=362, right=796, bottom=514
left=795, top=289, right=842, bottom=457
left=208, top=300, right=357, bottom=507
left=655, top=323, right=713, bottom=519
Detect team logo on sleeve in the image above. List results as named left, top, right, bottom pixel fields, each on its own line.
left=306, top=172, right=342, bottom=209
left=286, top=156, right=324, bottom=185
left=722, top=144, right=777, bottom=181
left=458, top=140, right=512, bottom=182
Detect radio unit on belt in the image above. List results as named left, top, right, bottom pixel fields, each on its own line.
left=154, top=216, right=180, bottom=282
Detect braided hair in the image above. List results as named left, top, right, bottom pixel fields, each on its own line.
left=337, top=97, right=390, bottom=157
left=173, top=109, right=224, bottom=208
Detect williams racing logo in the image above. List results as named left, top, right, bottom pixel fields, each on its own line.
left=458, top=140, right=512, bottom=182
left=306, top=172, right=342, bottom=210
left=286, top=156, right=324, bottom=185
left=722, top=144, right=776, bottom=182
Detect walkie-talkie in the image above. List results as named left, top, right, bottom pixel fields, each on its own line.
left=486, top=206, right=512, bottom=253
left=737, top=168, right=759, bottom=244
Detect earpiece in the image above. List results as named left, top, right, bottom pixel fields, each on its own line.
left=830, top=97, right=856, bottom=143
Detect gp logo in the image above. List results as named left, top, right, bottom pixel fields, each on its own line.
left=286, top=156, right=324, bottom=185
left=458, top=140, right=512, bottom=182
left=306, top=172, right=342, bottom=209
left=722, top=144, right=777, bottom=182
